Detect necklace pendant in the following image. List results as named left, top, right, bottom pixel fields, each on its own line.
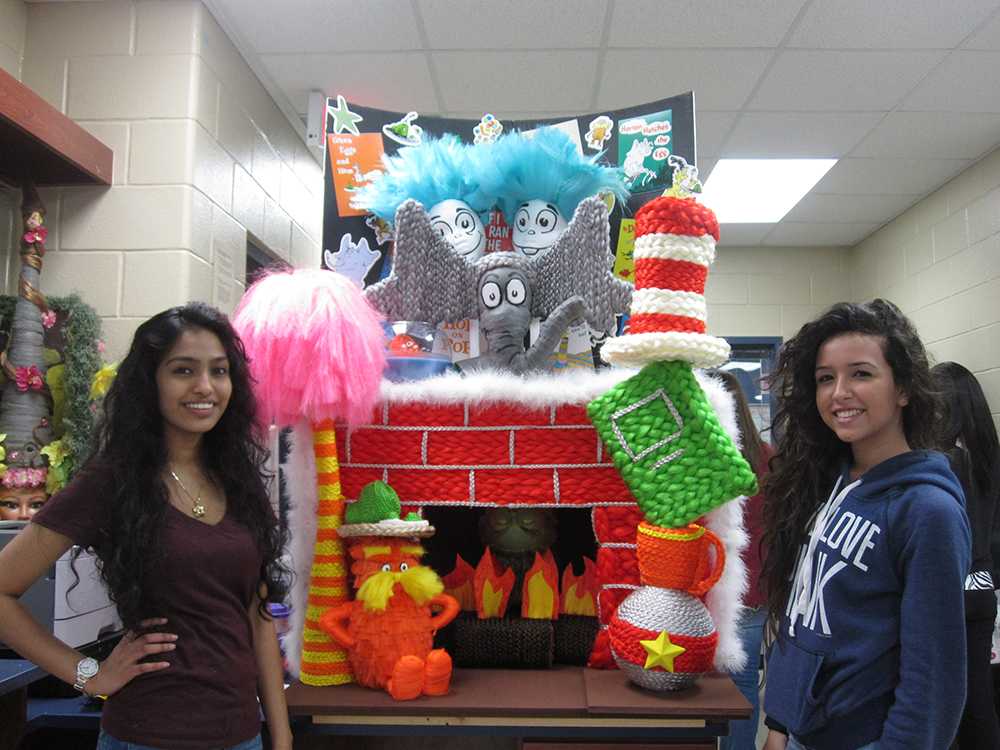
left=192, top=503, right=206, bottom=518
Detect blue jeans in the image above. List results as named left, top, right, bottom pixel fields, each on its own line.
left=96, top=730, right=262, bottom=750
left=788, top=736, right=879, bottom=750
left=720, top=606, right=767, bottom=750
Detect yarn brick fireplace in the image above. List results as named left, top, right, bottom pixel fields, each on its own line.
left=333, top=372, right=672, bottom=669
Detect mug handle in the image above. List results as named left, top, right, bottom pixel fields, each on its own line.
left=689, top=528, right=726, bottom=597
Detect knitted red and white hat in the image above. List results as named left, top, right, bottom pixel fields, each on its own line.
left=601, top=196, right=729, bottom=368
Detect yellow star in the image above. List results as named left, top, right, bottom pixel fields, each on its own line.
left=640, top=630, right=686, bottom=672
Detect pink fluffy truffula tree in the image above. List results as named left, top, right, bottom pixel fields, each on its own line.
left=232, top=269, right=386, bottom=686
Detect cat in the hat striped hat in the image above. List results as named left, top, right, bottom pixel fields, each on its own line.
left=600, top=157, right=730, bottom=369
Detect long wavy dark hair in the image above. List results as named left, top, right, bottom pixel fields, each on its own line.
left=80, top=303, right=287, bottom=629
left=932, top=361, right=1000, bottom=503
left=760, top=299, right=937, bottom=633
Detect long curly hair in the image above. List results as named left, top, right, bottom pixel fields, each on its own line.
left=81, top=303, right=287, bottom=629
left=760, top=299, right=937, bottom=632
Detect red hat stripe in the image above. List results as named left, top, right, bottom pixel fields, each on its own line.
left=627, top=313, right=706, bottom=335
left=635, top=258, right=708, bottom=295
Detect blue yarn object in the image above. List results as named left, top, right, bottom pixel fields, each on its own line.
left=478, top=127, right=628, bottom=224
left=355, top=134, right=493, bottom=222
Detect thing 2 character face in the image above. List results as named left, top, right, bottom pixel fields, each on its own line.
left=428, top=199, right=486, bottom=260
left=512, top=200, right=567, bottom=258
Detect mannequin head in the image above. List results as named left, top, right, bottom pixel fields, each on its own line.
left=0, top=486, right=47, bottom=521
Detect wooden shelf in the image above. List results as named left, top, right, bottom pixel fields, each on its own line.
left=0, top=68, right=112, bottom=188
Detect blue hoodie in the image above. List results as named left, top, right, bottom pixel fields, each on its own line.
left=763, top=450, right=971, bottom=750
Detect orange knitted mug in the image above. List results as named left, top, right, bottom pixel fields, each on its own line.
left=636, top=521, right=725, bottom=596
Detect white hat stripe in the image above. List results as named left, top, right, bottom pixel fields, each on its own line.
left=631, top=288, right=707, bottom=321
left=632, top=233, right=716, bottom=265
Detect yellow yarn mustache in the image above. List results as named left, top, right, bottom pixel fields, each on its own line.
left=356, top=566, right=444, bottom=612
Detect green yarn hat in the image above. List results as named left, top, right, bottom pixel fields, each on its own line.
left=339, top=481, right=434, bottom=538
left=587, top=360, right=757, bottom=528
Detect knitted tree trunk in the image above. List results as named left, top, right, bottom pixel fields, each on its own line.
left=299, top=421, right=353, bottom=685
left=0, top=184, right=53, bottom=478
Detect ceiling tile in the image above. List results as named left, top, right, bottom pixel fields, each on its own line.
left=222, top=0, right=423, bottom=53
left=963, top=10, right=1000, bottom=49
left=419, top=0, right=608, bottom=49
left=782, top=193, right=919, bottom=224
left=763, top=222, right=878, bottom=246
left=607, top=0, right=807, bottom=48
left=812, top=157, right=972, bottom=195
left=749, top=50, right=946, bottom=111
left=789, top=0, right=997, bottom=49
left=434, top=51, right=598, bottom=112
left=722, top=112, right=883, bottom=157
left=852, top=111, right=1000, bottom=159
left=901, top=51, right=1000, bottom=112
left=260, top=53, right=440, bottom=114
left=696, top=112, right=738, bottom=157
left=717, top=223, right=775, bottom=246
left=598, top=49, right=773, bottom=111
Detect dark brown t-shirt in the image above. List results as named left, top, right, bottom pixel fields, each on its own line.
left=32, top=468, right=263, bottom=749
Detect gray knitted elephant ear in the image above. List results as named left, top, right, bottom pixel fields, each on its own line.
left=530, top=196, right=632, bottom=332
left=363, top=199, right=479, bottom=325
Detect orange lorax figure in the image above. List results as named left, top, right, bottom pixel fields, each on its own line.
left=319, top=482, right=460, bottom=700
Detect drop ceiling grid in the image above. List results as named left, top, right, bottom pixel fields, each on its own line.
left=207, top=0, right=1000, bottom=246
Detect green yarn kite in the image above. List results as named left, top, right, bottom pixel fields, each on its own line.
left=587, top=361, right=758, bottom=528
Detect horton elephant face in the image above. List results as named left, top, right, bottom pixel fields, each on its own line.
left=477, top=266, right=532, bottom=336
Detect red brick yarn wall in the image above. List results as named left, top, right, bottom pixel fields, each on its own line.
left=336, top=398, right=645, bottom=667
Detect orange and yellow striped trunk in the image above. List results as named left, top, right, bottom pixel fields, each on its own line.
left=298, top=420, right=353, bottom=685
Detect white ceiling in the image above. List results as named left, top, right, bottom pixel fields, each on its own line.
left=206, top=0, right=1000, bottom=248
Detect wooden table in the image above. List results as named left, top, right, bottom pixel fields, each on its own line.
left=285, top=666, right=751, bottom=747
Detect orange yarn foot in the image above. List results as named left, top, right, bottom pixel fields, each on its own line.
left=423, top=648, right=453, bottom=696
left=387, top=655, right=425, bottom=701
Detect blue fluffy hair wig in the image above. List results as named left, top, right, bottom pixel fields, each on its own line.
left=355, top=134, right=494, bottom=223
left=479, top=127, right=628, bottom=223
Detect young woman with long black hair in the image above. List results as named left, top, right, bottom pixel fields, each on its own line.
left=0, top=303, right=291, bottom=750
left=760, top=299, right=971, bottom=750
left=933, top=361, right=1000, bottom=749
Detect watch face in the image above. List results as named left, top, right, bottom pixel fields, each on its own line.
left=78, top=657, right=99, bottom=678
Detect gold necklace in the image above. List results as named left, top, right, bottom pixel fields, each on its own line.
left=168, top=467, right=206, bottom=518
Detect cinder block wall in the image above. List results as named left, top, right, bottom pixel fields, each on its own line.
left=850, top=148, right=1000, bottom=431
left=0, top=0, right=28, bottom=293
left=707, top=246, right=851, bottom=340
left=14, top=0, right=322, bottom=360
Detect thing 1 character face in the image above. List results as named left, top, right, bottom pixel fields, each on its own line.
left=428, top=199, right=486, bottom=260
left=512, top=200, right=567, bottom=258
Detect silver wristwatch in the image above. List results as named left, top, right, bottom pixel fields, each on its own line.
left=73, top=656, right=99, bottom=694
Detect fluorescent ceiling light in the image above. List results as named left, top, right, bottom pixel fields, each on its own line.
left=701, top=159, right=837, bottom=223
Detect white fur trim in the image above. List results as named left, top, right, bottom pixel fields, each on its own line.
left=630, top=288, right=706, bottom=320
left=601, top=331, right=730, bottom=369
left=632, top=233, right=716, bottom=265
left=284, top=420, right=318, bottom=680
left=379, top=367, right=637, bottom=408
left=696, top=370, right=750, bottom=673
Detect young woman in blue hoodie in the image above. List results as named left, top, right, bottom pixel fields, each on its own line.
left=760, top=299, right=971, bottom=750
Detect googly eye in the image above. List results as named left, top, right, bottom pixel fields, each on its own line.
left=381, top=563, right=391, bottom=572
left=481, top=281, right=502, bottom=309
left=400, top=562, right=409, bottom=571
left=506, top=278, right=526, bottom=305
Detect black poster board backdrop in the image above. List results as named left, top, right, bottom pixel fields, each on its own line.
left=321, top=93, right=696, bottom=289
